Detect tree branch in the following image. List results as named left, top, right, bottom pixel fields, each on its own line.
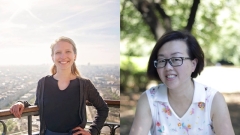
left=130, top=0, right=165, bottom=40
left=185, top=0, right=200, bottom=32
left=154, top=2, right=172, bottom=32
left=120, top=0, right=128, bottom=30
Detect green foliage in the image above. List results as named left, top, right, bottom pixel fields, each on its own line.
left=121, top=0, right=240, bottom=92
left=120, top=68, right=149, bottom=93
left=163, top=0, right=192, bottom=30
left=121, top=0, right=155, bottom=45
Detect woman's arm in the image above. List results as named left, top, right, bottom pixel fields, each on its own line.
left=211, top=92, right=235, bottom=135
left=129, top=92, right=152, bottom=135
left=10, top=79, right=42, bottom=118
left=10, top=102, right=25, bottom=118
left=86, top=79, right=109, bottom=135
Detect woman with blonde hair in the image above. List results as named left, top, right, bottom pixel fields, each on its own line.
left=10, top=36, right=109, bottom=135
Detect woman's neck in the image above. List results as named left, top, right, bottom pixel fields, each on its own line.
left=53, top=70, right=75, bottom=81
left=168, top=79, right=195, bottom=104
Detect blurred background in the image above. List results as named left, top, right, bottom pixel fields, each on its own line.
left=120, top=0, right=240, bottom=134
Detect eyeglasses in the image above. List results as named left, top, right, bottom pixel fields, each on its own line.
left=154, top=57, right=191, bottom=68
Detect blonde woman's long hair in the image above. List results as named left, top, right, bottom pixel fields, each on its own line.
left=50, top=36, right=81, bottom=77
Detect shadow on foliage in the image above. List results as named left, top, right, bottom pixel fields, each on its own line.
left=120, top=68, right=150, bottom=93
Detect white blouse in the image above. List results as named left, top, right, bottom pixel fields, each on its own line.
left=146, top=81, right=217, bottom=135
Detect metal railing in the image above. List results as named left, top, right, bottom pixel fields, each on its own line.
left=0, top=100, right=120, bottom=135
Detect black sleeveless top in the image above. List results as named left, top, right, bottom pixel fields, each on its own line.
left=43, top=76, right=81, bottom=133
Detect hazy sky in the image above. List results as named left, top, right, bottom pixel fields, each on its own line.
left=0, top=0, right=119, bottom=65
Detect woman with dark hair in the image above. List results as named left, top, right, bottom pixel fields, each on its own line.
left=130, top=31, right=234, bottom=135
left=10, top=37, right=109, bottom=135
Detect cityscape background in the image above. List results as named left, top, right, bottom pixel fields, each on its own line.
left=0, top=64, right=120, bottom=134
left=0, top=0, right=120, bottom=134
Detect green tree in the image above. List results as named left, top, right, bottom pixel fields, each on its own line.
left=121, top=0, right=240, bottom=92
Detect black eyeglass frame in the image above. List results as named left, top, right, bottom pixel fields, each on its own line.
left=153, top=57, right=191, bottom=68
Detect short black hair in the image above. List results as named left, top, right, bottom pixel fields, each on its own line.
left=147, top=31, right=204, bottom=80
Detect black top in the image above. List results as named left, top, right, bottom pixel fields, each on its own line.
left=43, top=76, right=81, bottom=133
left=28, top=76, right=109, bottom=135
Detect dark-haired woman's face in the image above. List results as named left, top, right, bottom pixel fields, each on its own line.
left=156, top=40, right=197, bottom=90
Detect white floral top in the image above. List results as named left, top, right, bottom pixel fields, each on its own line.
left=146, top=81, right=217, bottom=135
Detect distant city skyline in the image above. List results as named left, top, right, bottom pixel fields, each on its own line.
left=0, top=0, right=119, bottom=65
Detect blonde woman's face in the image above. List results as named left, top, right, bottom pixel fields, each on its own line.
left=52, top=41, right=76, bottom=71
